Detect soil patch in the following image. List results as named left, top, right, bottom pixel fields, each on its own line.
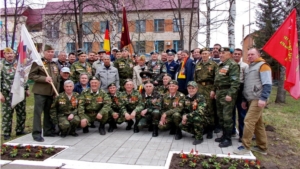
left=0, top=144, right=64, bottom=161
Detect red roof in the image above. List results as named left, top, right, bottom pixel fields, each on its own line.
left=0, top=6, right=28, bottom=16
left=25, top=8, right=42, bottom=25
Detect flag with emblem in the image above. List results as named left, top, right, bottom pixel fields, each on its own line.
left=262, top=9, right=299, bottom=99
left=103, top=20, right=111, bottom=54
left=120, top=5, right=131, bottom=49
left=11, top=24, right=43, bottom=107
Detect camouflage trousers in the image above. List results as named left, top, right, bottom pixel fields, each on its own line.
left=180, top=114, right=204, bottom=140
left=197, top=84, right=214, bottom=126
left=1, top=91, right=26, bottom=135
left=82, top=111, right=108, bottom=125
left=158, top=112, right=182, bottom=130
left=216, top=89, right=237, bottom=132
left=137, top=109, right=161, bottom=129
left=58, top=115, right=80, bottom=133
left=108, top=110, right=141, bottom=125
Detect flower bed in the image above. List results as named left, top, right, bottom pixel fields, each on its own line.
left=0, top=144, right=65, bottom=161
left=168, top=149, right=263, bottom=169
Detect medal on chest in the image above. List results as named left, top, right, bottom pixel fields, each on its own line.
left=71, top=96, right=77, bottom=107
left=97, top=97, right=103, bottom=103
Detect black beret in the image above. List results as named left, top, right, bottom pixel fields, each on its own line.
left=89, top=76, right=99, bottom=82
left=150, top=51, right=159, bottom=55
left=123, top=78, right=133, bottom=85
left=143, top=80, right=154, bottom=85
left=77, top=49, right=85, bottom=56
left=166, top=49, right=177, bottom=55
left=107, top=83, right=116, bottom=88
left=139, top=71, right=152, bottom=79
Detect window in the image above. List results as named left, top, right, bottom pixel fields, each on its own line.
left=84, top=42, right=92, bottom=53
left=173, top=40, right=183, bottom=51
left=173, top=18, right=184, bottom=32
left=154, top=19, right=164, bottom=32
left=100, top=21, right=107, bottom=33
left=118, top=22, right=122, bottom=33
left=66, top=22, right=75, bottom=35
left=155, top=41, right=164, bottom=53
left=100, top=42, right=104, bottom=50
left=83, top=22, right=92, bottom=34
left=135, top=41, right=145, bottom=54
left=135, top=20, right=145, bottom=33
left=66, top=42, right=75, bottom=53
left=46, top=21, right=59, bottom=38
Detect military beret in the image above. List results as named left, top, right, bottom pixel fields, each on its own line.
left=150, top=51, right=159, bottom=55
left=143, top=80, right=154, bottom=85
left=162, top=73, right=172, bottom=78
left=140, top=71, right=152, bottom=79
left=168, top=80, right=178, bottom=85
left=187, top=81, right=198, bottom=88
left=200, top=47, right=210, bottom=54
left=107, top=83, right=116, bottom=88
left=89, top=76, right=99, bottom=82
left=3, top=47, right=13, bottom=53
left=123, top=78, right=133, bottom=85
left=77, top=49, right=86, bottom=56
left=166, top=49, right=177, bottom=55
left=44, top=44, right=54, bottom=51
left=98, top=50, right=106, bottom=54
left=190, top=49, right=194, bottom=53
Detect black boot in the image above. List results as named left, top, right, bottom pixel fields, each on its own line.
left=219, top=130, right=232, bottom=147
left=83, top=126, right=89, bottom=133
left=133, top=120, right=139, bottom=133
left=99, top=123, right=106, bottom=135
left=148, top=124, right=153, bottom=132
left=193, top=138, right=203, bottom=145
left=152, top=125, right=158, bottom=137
left=126, top=120, right=134, bottom=130
left=169, top=124, right=176, bottom=135
left=108, top=121, right=115, bottom=133
left=175, top=127, right=182, bottom=140
left=90, top=122, right=96, bottom=128
left=214, top=125, right=221, bottom=133
left=215, top=128, right=225, bottom=142
left=61, top=131, right=67, bottom=138
left=206, top=125, right=213, bottom=139
left=69, top=127, right=78, bottom=137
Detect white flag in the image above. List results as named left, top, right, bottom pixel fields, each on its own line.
left=11, top=24, right=43, bottom=108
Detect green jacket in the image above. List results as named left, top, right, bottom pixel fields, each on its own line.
left=182, top=93, right=208, bottom=123
left=120, top=90, right=144, bottom=113
left=108, top=91, right=127, bottom=115
left=141, top=91, right=162, bottom=114
left=114, top=57, right=133, bottom=79
left=70, top=61, right=92, bottom=83
left=194, top=60, right=217, bottom=89
left=162, top=91, right=185, bottom=116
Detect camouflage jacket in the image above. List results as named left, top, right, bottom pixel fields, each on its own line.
left=157, top=85, right=169, bottom=97
left=1, top=59, right=28, bottom=93
left=50, top=92, right=79, bottom=124
left=70, top=61, right=92, bottom=83
left=146, top=59, right=167, bottom=81
left=141, top=91, right=162, bottom=114
left=114, top=57, right=133, bottom=79
left=182, top=93, right=208, bottom=123
left=194, top=60, right=218, bottom=87
left=214, top=59, right=240, bottom=97
left=108, top=91, right=126, bottom=115
left=78, top=88, right=112, bottom=119
left=120, top=90, right=144, bottom=113
left=162, top=91, right=185, bottom=116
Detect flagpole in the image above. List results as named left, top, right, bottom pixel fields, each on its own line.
left=41, top=63, right=59, bottom=96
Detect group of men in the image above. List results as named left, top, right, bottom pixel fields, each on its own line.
left=1, top=43, right=271, bottom=155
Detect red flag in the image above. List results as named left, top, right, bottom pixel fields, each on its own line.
left=262, top=9, right=300, bottom=99
left=18, top=41, right=26, bottom=64
left=103, top=20, right=110, bottom=55
left=121, top=6, right=131, bottom=49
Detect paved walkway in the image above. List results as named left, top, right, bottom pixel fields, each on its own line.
left=7, top=124, right=251, bottom=167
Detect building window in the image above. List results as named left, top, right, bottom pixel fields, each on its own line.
left=135, top=41, right=145, bottom=54
left=46, top=21, right=59, bottom=38
left=66, top=22, right=75, bottom=35
left=135, top=20, right=145, bottom=33
left=173, top=18, right=184, bottom=32
left=100, top=42, right=104, bottom=50
left=154, top=19, right=164, bottom=32
left=118, top=22, right=122, bottom=33
left=66, top=42, right=75, bottom=53
left=83, top=22, right=92, bottom=34
left=173, top=40, right=183, bottom=51
left=100, top=21, right=107, bottom=33
left=155, top=41, right=164, bottom=52
left=84, top=42, right=92, bottom=53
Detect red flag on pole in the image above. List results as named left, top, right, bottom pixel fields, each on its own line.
left=121, top=6, right=131, bottom=49
left=262, top=9, right=300, bottom=99
left=103, top=20, right=111, bottom=55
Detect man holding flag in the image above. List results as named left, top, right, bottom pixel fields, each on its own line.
left=1, top=47, right=29, bottom=140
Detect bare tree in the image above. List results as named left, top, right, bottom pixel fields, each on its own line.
left=228, top=0, right=236, bottom=48
left=11, top=0, right=25, bottom=49
left=4, top=0, right=8, bottom=47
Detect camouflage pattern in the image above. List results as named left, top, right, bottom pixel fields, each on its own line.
left=194, top=60, right=218, bottom=126
left=78, top=88, right=112, bottom=124
left=50, top=92, right=80, bottom=133
left=114, top=58, right=134, bottom=90
left=180, top=93, right=207, bottom=140
left=120, top=90, right=144, bottom=121
left=214, top=59, right=240, bottom=132
left=146, top=60, right=167, bottom=85
left=156, top=86, right=169, bottom=97
left=108, top=91, right=127, bottom=124
left=137, top=91, right=162, bottom=129
left=1, top=59, right=27, bottom=135
left=70, top=61, right=92, bottom=84
left=158, top=91, right=185, bottom=130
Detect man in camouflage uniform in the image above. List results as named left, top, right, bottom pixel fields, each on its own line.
left=114, top=48, right=134, bottom=91
left=211, top=47, right=240, bottom=147
left=180, top=81, right=207, bottom=145
left=146, top=51, right=166, bottom=86
left=138, top=80, right=161, bottom=137
left=106, top=83, right=126, bottom=132
left=1, top=47, right=29, bottom=140
left=157, top=73, right=172, bottom=97
left=158, top=80, right=185, bottom=140
left=70, top=50, right=92, bottom=84
left=120, top=79, right=144, bottom=133
left=194, top=47, right=218, bottom=139
left=50, top=80, right=80, bottom=137
left=78, top=76, right=112, bottom=135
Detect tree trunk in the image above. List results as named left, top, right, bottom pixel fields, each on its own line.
left=4, top=0, right=8, bottom=47
left=188, top=0, right=195, bottom=52
left=275, top=66, right=286, bottom=103
left=228, top=0, right=236, bottom=49
left=77, top=0, right=83, bottom=49
left=11, top=0, right=22, bottom=49
left=206, top=0, right=211, bottom=47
